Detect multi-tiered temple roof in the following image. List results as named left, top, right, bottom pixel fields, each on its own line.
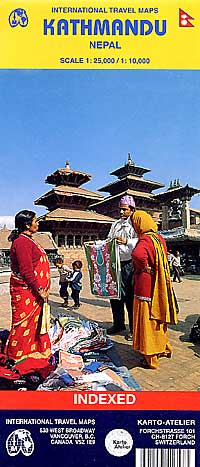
left=45, top=163, right=91, bottom=187
left=34, top=156, right=200, bottom=250
left=35, top=161, right=114, bottom=247
left=92, top=153, right=164, bottom=218
left=35, top=161, right=103, bottom=211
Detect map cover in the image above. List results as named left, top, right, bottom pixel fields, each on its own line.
left=0, top=0, right=199, bottom=466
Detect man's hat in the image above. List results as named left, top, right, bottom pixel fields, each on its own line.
left=119, top=195, right=135, bottom=208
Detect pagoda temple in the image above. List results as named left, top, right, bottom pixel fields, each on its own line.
left=35, top=162, right=114, bottom=247
left=34, top=155, right=200, bottom=259
left=92, top=153, right=164, bottom=221
left=92, top=154, right=200, bottom=231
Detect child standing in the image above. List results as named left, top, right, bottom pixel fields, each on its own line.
left=68, top=260, right=83, bottom=309
left=54, top=257, right=72, bottom=307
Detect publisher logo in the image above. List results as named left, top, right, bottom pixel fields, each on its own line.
left=9, top=9, right=28, bottom=28
left=105, top=429, right=133, bottom=457
left=179, top=9, right=194, bottom=27
left=6, top=429, right=34, bottom=457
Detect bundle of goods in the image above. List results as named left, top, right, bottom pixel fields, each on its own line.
left=0, top=316, right=141, bottom=391
left=36, top=315, right=141, bottom=391
left=49, top=315, right=113, bottom=354
left=37, top=350, right=140, bottom=391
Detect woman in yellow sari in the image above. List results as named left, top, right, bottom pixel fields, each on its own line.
left=131, top=210, right=178, bottom=369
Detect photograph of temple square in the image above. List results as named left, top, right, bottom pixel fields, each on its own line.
left=0, top=69, right=200, bottom=391
left=0, top=154, right=199, bottom=276
left=37, top=153, right=200, bottom=259
left=1, top=153, right=200, bottom=269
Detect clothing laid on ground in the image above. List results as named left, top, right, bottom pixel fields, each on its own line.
left=6, top=234, right=51, bottom=361
left=49, top=316, right=111, bottom=354
left=107, top=217, right=138, bottom=333
left=37, top=362, right=139, bottom=392
left=0, top=313, right=141, bottom=391
left=36, top=315, right=140, bottom=392
left=132, top=211, right=178, bottom=369
left=0, top=354, right=55, bottom=390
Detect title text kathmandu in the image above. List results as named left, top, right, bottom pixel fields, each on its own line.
left=43, top=18, right=167, bottom=36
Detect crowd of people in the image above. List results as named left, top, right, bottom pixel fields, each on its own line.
left=5, top=199, right=179, bottom=372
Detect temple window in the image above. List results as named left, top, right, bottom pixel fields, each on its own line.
left=67, top=235, right=73, bottom=247
left=75, top=235, right=82, bottom=247
left=57, top=234, right=65, bottom=247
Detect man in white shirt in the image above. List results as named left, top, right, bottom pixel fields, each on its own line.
left=171, top=251, right=182, bottom=283
left=107, top=195, right=138, bottom=340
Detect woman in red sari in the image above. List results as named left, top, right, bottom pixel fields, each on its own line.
left=6, top=210, right=51, bottom=361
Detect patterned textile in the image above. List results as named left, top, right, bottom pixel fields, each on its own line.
left=59, top=351, right=83, bottom=369
left=36, top=360, right=140, bottom=391
left=119, top=195, right=135, bottom=208
left=6, top=238, right=51, bottom=361
left=49, top=316, right=113, bottom=354
left=84, top=239, right=121, bottom=298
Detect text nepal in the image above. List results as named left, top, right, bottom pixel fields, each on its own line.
left=44, top=18, right=167, bottom=36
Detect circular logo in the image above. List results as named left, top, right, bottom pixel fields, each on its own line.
left=105, top=429, right=133, bottom=457
left=6, top=429, right=34, bottom=457
left=9, top=9, right=28, bottom=28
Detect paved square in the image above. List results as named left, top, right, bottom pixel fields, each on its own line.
left=1, top=272, right=199, bottom=391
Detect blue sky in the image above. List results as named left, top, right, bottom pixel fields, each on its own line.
left=0, top=69, right=200, bottom=224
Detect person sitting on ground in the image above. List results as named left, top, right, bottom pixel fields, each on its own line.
left=54, top=257, right=72, bottom=307
left=68, top=260, right=83, bottom=309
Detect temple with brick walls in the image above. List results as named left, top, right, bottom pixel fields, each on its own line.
left=34, top=156, right=200, bottom=255
left=1, top=154, right=200, bottom=273
left=35, top=161, right=114, bottom=249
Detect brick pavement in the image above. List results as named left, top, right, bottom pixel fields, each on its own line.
left=0, top=271, right=200, bottom=391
